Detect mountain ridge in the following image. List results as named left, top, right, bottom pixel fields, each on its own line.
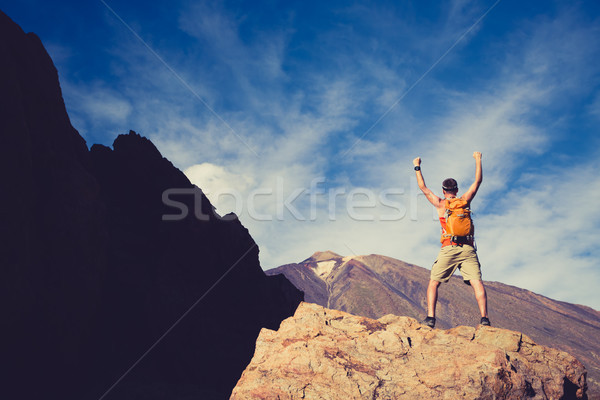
left=0, top=10, right=302, bottom=399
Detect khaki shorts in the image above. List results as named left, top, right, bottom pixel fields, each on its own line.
left=431, top=244, right=481, bottom=284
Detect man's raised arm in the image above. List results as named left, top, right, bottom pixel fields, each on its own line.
left=413, top=157, right=443, bottom=208
left=462, top=152, right=483, bottom=203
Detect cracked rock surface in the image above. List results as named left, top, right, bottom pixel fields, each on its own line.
left=230, top=302, right=587, bottom=399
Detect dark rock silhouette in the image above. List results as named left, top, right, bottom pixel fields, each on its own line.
left=0, top=10, right=302, bottom=400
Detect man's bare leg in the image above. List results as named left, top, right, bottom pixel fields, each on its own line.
left=427, top=279, right=441, bottom=317
left=470, top=279, right=488, bottom=318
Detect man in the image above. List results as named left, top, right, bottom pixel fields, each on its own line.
left=413, top=152, right=489, bottom=328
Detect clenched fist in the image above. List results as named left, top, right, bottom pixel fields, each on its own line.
left=413, top=157, right=421, bottom=167
left=473, top=152, right=482, bottom=160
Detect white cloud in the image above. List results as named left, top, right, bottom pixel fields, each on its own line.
left=477, top=162, right=600, bottom=307
left=61, top=80, right=133, bottom=146
left=83, top=92, right=132, bottom=123
left=177, top=0, right=289, bottom=108
left=184, top=162, right=255, bottom=215
left=589, top=91, right=600, bottom=120
left=44, top=42, right=73, bottom=71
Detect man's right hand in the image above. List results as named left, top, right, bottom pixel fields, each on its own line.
left=413, top=157, right=421, bottom=167
left=473, top=152, right=482, bottom=160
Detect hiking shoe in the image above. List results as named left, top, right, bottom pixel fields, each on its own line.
left=422, top=316, right=436, bottom=328
left=480, top=317, right=491, bottom=326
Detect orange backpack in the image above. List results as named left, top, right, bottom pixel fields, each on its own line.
left=442, top=198, right=474, bottom=243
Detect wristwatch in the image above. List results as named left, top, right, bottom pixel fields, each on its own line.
left=414, top=166, right=421, bottom=171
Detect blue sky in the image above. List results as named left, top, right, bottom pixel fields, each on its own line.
left=3, top=0, right=600, bottom=310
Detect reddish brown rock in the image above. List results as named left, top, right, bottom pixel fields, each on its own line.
left=231, top=302, right=587, bottom=400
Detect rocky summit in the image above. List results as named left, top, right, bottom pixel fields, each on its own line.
left=231, top=302, right=587, bottom=400
left=267, top=251, right=600, bottom=398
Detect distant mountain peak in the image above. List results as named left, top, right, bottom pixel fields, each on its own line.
left=299, top=251, right=348, bottom=281
left=302, top=250, right=343, bottom=263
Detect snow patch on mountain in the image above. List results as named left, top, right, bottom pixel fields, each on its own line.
left=312, top=260, right=337, bottom=280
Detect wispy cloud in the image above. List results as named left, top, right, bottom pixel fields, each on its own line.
left=478, top=161, right=600, bottom=305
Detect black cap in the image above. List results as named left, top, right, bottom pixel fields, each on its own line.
left=442, top=178, right=458, bottom=191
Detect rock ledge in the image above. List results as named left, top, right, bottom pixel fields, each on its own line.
left=231, top=302, right=587, bottom=400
